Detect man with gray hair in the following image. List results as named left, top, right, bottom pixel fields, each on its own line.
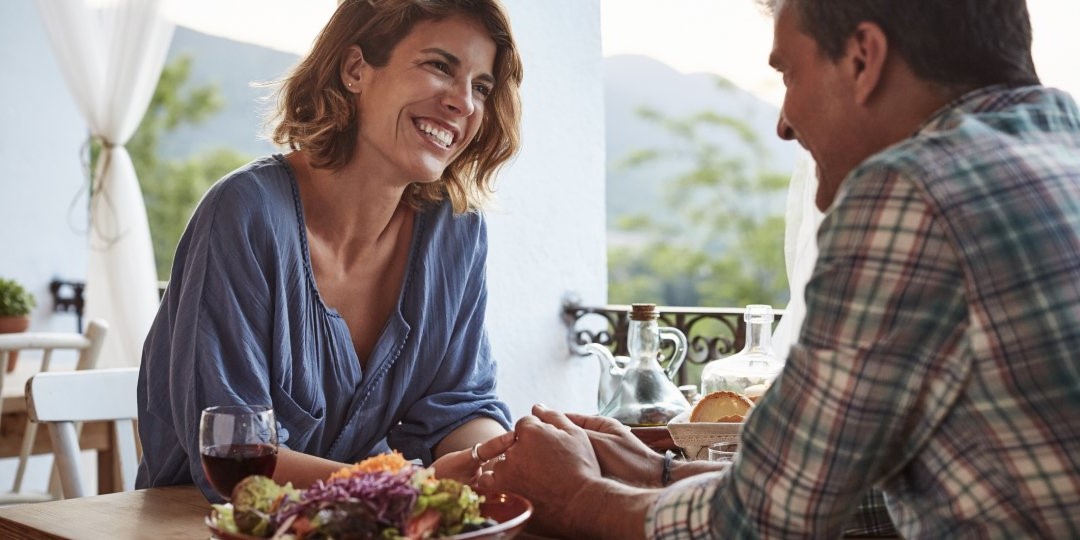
left=488, top=0, right=1080, bottom=537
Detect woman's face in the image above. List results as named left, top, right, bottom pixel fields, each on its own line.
left=352, top=15, right=497, bottom=185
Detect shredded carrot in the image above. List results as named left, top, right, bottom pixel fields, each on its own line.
left=329, top=451, right=411, bottom=480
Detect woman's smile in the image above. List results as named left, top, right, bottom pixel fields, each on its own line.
left=414, top=117, right=458, bottom=149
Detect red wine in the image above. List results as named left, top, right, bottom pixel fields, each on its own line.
left=201, top=443, right=278, bottom=498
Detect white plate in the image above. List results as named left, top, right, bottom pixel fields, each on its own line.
left=666, top=411, right=742, bottom=460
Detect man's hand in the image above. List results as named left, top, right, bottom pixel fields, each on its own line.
left=489, top=404, right=605, bottom=537
left=488, top=405, right=659, bottom=539
left=565, top=412, right=665, bottom=487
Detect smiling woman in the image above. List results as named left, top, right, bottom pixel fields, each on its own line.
left=136, top=0, right=525, bottom=503
left=271, top=0, right=522, bottom=212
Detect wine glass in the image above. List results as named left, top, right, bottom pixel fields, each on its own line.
left=199, top=404, right=278, bottom=500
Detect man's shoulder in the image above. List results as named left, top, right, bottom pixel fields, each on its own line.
left=858, top=86, right=1080, bottom=198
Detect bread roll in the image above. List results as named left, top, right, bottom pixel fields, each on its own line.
left=689, top=390, right=754, bottom=423
left=743, top=383, right=769, bottom=403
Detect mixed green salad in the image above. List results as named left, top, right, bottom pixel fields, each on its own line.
left=211, top=452, right=495, bottom=539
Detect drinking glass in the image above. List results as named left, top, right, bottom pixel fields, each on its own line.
left=707, top=441, right=739, bottom=464
left=199, top=404, right=278, bottom=500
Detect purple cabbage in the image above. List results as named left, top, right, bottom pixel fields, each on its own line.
left=273, top=467, right=421, bottom=533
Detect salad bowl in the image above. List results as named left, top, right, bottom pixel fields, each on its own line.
left=207, top=486, right=532, bottom=540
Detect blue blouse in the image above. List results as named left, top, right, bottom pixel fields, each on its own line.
left=135, top=155, right=512, bottom=499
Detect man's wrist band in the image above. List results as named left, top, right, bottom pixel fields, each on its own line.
left=661, top=449, right=675, bottom=487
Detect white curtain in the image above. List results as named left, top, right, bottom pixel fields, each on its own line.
left=772, top=149, right=824, bottom=362
left=36, top=0, right=174, bottom=368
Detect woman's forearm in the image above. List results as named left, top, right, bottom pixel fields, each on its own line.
left=433, top=416, right=507, bottom=458
left=272, top=447, right=348, bottom=488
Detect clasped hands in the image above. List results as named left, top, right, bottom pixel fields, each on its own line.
left=434, top=404, right=665, bottom=488
left=432, top=404, right=666, bottom=514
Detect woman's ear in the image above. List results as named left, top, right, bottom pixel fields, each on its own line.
left=847, top=21, right=888, bottom=106
left=340, top=45, right=365, bottom=93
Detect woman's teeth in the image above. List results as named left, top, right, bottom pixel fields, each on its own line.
left=417, top=121, right=453, bottom=148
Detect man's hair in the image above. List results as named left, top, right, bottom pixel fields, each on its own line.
left=272, top=0, right=523, bottom=212
left=759, top=0, right=1039, bottom=92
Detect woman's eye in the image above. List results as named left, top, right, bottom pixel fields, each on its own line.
left=473, top=84, right=492, bottom=99
left=428, top=61, right=451, bottom=74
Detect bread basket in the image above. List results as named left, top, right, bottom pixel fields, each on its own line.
left=666, top=411, right=742, bottom=460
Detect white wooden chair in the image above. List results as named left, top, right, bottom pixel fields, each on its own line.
left=25, top=367, right=139, bottom=499
left=0, top=319, right=108, bottom=503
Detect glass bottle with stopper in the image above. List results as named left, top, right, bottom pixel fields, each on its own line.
left=699, top=304, right=782, bottom=400
left=585, top=303, right=689, bottom=426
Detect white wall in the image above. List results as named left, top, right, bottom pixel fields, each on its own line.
left=0, top=0, right=94, bottom=495
left=0, top=0, right=89, bottom=336
left=489, top=0, right=607, bottom=419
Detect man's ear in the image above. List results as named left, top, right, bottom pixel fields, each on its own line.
left=340, top=45, right=365, bottom=93
left=846, top=22, right=888, bottom=106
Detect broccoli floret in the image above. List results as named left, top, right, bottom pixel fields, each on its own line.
left=230, top=475, right=299, bottom=536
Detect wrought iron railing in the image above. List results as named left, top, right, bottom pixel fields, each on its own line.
left=562, top=295, right=783, bottom=386
left=48, top=279, right=168, bottom=333
left=48, top=280, right=780, bottom=387
left=49, top=279, right=86, bottom=332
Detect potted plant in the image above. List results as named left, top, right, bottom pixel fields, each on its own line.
left=0, top=277, right=37, bottom=372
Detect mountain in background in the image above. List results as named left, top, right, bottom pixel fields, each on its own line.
left=604, top=55, right=795, bottom=230
left=160, top=26, right=299, bottom=160
left=159, top=29, right=794, bottom=236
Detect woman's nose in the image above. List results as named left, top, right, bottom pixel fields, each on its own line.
left=443, top=81, right=476, bottom=117
left=776, top=113, right=796, bottom=141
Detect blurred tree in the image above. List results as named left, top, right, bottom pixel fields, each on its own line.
left=609, top=77, right=790, bottom=309
left=128, top=55, right=252, bottom=281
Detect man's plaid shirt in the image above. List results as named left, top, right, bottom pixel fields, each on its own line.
left=648, top=85, right=1080, bottom=538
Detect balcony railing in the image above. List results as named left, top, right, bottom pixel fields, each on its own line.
left=48, top=279, right=168, bottom=333
left=50, top=279, right=780, bottom=387
left=561, top=295, right=783, bottom=386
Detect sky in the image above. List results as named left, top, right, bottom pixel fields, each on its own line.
left=599, top=0, right=1080, bottom=105
left=165, top=0, right=1080, bottom=107
left=163, top=0, right=336, bottom=56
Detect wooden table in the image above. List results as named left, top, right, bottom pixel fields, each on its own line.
left=0, top=485, right=559, bottom=540
left=0, top=485, right=209, bottom=539
left=631, top=426, right=678, bottom=453
left=1, top=363, right=120, bottom=494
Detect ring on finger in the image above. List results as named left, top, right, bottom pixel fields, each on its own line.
left=470, top=442, right=486, bottom=464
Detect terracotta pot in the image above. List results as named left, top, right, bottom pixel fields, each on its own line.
left=0, top=316, right=30, bottom=373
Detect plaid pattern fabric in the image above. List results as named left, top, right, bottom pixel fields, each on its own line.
left=842, top=490, right=895, bottom=537
left=648, top=85, right=1080, bottom=539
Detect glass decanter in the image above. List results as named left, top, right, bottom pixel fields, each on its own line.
left=591, top=304, right=689, bottom=426
left=699, top=304, right=782, bottom=396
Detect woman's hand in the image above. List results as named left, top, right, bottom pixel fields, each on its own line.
left=431, top=430, right=516, bottom=485
left=564, top=412, right=666, bottom=487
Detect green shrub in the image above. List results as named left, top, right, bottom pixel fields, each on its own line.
left=0, top=278, right=36, bottom=317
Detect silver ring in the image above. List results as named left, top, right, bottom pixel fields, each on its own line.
left=470, top=442, right=484, bottom=464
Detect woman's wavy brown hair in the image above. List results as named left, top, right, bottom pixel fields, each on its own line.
left=271, top=0, right=523, bottom=212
